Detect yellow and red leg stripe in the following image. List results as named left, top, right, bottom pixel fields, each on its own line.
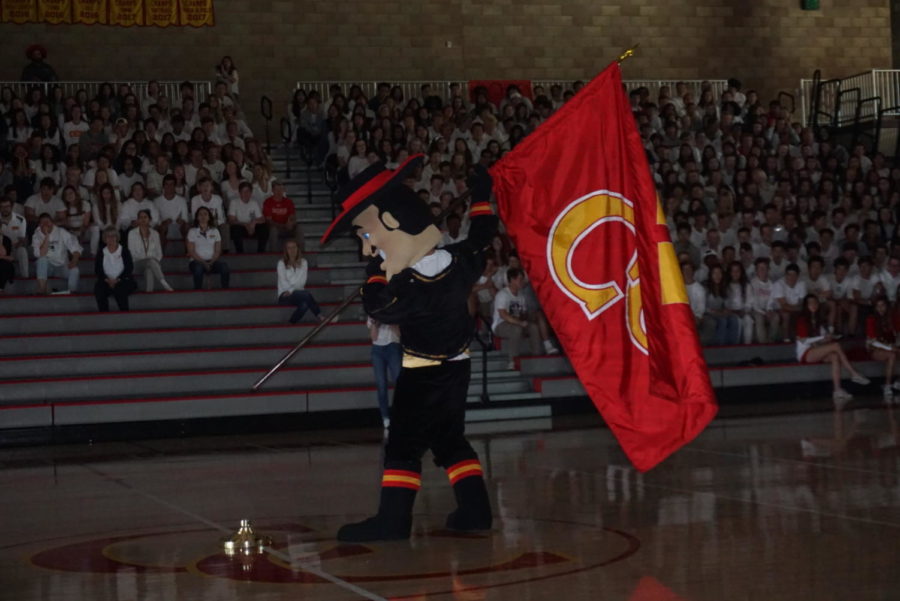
left=382, top=469, right=422, bottom=490
left=446, top=460, right=484, bottom=485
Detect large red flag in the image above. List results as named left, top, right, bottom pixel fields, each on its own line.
left=489, top=62, right=717, bottom=472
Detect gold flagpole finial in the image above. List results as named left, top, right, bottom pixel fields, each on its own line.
left=617, top=44, right=639, bottom=64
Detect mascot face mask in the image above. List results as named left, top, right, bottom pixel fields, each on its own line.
left=352, top=204, right=441, bottom=280
left=321, top=154, right=442, bottom=279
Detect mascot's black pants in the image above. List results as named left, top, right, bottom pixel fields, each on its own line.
left=385, top=359, right=477, bottom=469
left=336, top=357, right=493, bottom=542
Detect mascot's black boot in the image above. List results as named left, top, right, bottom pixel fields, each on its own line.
left=337, top=463, right=420, bottom=543
left=445, top=459, right=493, bottom=532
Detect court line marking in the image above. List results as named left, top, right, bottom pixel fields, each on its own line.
left=79, top=464, right=390, bottom=601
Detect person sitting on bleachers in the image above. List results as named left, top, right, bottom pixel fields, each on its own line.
left=154, top=174, right=189, bottom=247
left=865, top=296, right=900, bottom=404
left=726, top=260, right=754, bottom=344
left=0, top=231, right=14, bottom=293
left=830, top=258, right=858, bottom=336
left=0, top=196, right=28, bottom=278
left=127, top=209, right=172, bottom=292
left=277, top=239, right=323, bottom=324
left=795, top=293, right=869, bottom=409
left=773, top=263, right=807, bottom=342
left=701, top=263, right=739, bottom=345
left=32, top=212, right=81, bottom=295
left=186, top=206, right=229, bottom=290
left=190, top=176, right=229, bottom=252
left=263, top=180, right=301, bottom=251
left=228, top=182, right=267, bottom=253
left=748, top=257, right=780, bottom=343
left=94, top=226, right=136, bottom=312
left=492, top=267, right=557, bottom=370
left=24, top=177, right=65, bottom=234
left=853, top=256, right=883, bottom=332
left=118, top=182, right=159, bottom=235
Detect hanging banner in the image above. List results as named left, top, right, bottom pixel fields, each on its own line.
left=0, top=0, right=213, bottom=26
left=179, top=0, right=214, bottom=27
left=108, top=0, right=142, bottom=25
left=1, top=0, right=38, bottom=24
left=144, top=0, right=175, bottom=26
left=72, top=0, right=107, bottom=24
left=37, top=0, right=71, bottom=23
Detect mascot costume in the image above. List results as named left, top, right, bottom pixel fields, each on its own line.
left=320, top=154, right=498, bottom=542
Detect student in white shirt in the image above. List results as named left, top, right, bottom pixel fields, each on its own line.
left=61, top=105, right=90, bottom=148
left=805, top=256, right=834, bottom=331
left=186, top=207, right=230, bottom=289
left=24, top=178, right=65, bottom=230
left=228, top=182, right=268, bottom=253
left=853, top=256, right=882, bottom=333
left=682, top=261, right=706, bottom=328
left=773, top=263, right=808, bottom=341
left=118, top=182, right=160, bottom=232
left=127, top=210, right=172, bottom=292
left=726, top=261, right=754, bottom=344
left=492, top=267, right=557, bottom=369
left=830, top=258, right=858, bottom=336
left=190, top=177, right=229, bottom=252
left=153, top=175, right=190, bottom=246
left=0, top=197, right=28, bottom=278
left=94, top=226, right=136, bottom=312
left=880, top=256, right=900, bottom=302
left=32, top=213, right=82, bottom=294
left=277, top=240, right=323, bottom=323
left=748, top=258, right=781, bottom=343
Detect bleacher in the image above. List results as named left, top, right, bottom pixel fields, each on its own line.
left=3, top=70, right=897, bottom=446
left=0, top=154, right=552, bottom=442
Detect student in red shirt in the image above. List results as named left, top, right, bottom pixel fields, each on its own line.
left=263, top=181, right=302, bottom=251
left=866, top=296, right=900, bottom=404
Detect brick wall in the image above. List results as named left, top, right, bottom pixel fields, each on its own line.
left=0, top=0, right=891, bottom=130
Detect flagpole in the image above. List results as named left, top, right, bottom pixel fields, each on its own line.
left=252, top=189, right=473, bottom=392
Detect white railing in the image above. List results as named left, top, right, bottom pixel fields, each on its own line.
left=799, top=70, right=894, bottom=126
left=534, top=78, right=728, bottom=100
left=0, top=80, right=213, bottom=104
left=294, top=81, right=467, bottom=105
left=295, top=78, right=728, bottom=105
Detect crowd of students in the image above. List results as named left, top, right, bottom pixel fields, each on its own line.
left=293, top=76, right=900, bottom=404
left=5, top=64, right=900, bottom=404
left=0, top=57, right=307, bottom=312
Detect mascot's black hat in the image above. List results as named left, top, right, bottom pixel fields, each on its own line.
left=320, top=153, right=430, bottom=244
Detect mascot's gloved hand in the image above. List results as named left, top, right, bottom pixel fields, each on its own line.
left=365, top=257, right=386, bottom=279
left=468, top=164, right=493, bottom=204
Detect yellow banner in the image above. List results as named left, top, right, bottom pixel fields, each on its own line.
left=2, top=0, right=38, bottom=24
left=179, top=0, right=213, bottom=27
left=0, top=0, right=213, bottom=26
left=108, top=0, right=141, bottom=25
left=72, top=0, right=106, bottom=24
left=144, top=0, right=174, bottom=26
left=37, top=0, right=70, bottom=23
